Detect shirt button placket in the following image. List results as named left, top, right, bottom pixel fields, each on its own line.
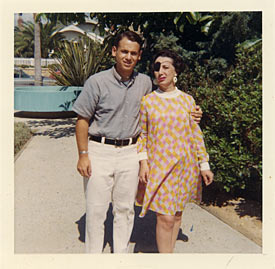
left=122, top=94, right=129, bottom=134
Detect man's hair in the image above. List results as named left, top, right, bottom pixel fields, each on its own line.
left=152, top=49, right=185, bottom=74
left=113, top=31, right=143, bottom=49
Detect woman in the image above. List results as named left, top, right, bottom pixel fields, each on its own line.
left=137, top=49, right=214, bottom=253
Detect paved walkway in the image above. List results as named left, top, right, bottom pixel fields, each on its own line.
left=14, top=116, right=262, bottom=254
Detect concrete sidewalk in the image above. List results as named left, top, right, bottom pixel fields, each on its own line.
left=14, top=116, right=262, bottom=254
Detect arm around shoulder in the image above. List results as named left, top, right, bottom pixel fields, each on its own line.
left=188, top=94, right=203, bottom=124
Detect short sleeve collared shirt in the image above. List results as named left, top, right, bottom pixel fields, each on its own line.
left=72, top=66, right=152, bottom=139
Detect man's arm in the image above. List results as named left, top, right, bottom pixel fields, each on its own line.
left=75, top=115, right=91, bottom=178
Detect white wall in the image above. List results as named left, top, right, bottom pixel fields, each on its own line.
left=14, top=58, right=59, bottom=67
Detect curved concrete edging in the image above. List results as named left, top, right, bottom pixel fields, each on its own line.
left=14, top=86, right=83, bottom=112
left=14, top=111, right=77, bottom=119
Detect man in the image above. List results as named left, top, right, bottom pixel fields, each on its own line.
left=72, top=31, right=202, bottom=253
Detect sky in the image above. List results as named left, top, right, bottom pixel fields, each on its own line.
left=14, top=13, right=34, bottom=26
left=14, top=12, right=93, bottom=27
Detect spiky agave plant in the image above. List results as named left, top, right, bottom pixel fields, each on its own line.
left=49, top=36, right=112, bottom=86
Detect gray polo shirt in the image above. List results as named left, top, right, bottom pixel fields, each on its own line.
left=72, top=66, right=152, bottom=139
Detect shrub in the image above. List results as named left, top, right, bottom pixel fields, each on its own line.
left=14, top=122, right=33, bottom=156
left=48, top=36, right=113, bottom=86
left=179, top=43, right=262, bottom=201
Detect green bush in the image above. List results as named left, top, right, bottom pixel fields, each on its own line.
left=14, top=122, right=33, bottom=156
left=179, top=43, right=262, bottom=201
left=48, top=36, right=113, bottom=86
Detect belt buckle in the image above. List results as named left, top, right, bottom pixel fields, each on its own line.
left=115, top=138, right=129, bottom=147
left=114, top=138, right=121, bottom=148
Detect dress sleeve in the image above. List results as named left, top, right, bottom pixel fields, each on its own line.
left=137, top=97, right=148, bottom=160
left=189, top=96, right=210, bottom=165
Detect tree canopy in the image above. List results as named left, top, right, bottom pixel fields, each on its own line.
left=14, top=20, right=64, bottom=58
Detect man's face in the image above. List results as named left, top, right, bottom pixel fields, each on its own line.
left=112, top=37, right=142, bottom=75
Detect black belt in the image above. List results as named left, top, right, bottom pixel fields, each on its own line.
left=89, top=134, right=139, bottom=147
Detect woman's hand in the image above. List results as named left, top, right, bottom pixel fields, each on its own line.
left=201, top=170, right=214, bottom=186
left=191, top=105, right=203, bottom=124
left=139, top=159, right=150, bottom=184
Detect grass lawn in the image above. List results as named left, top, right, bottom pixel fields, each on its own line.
left=14, top=122, right=33, bottom=156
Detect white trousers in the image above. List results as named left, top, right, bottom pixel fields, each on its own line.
left=84, top=141, right=139, bottom=253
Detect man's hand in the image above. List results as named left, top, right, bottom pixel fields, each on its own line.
left=77, top=154, right=92, bottom=178
left=139, top=160, right=150, bottom=184
left=191, top=105, right=203, bottom=124
left=75, top=115, right=91, bottom=178
left=201, top=170, right=214, bottom=186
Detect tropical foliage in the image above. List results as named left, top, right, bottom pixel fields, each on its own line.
left=180, top=41, right=262, bottom=200
left=14, top=21, right=35, bottom=58
left=37, top=12, right=87, bottom=26
left=48, top=36, right=112, bottom=86
left=14, top=20, right=63, bottom=58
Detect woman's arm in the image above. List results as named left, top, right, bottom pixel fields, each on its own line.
left=137, top=98, right=150, bottom=183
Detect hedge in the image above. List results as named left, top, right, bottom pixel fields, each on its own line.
left=179, top=44, right=262, bottom=201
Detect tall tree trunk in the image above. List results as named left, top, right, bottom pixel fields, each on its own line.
left=33, top=13, right=42, bottom=86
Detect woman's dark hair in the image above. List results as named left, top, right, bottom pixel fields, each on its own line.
left=152, top=49, right=185, bottom=74
left=113, top=31, right=143, bottom=50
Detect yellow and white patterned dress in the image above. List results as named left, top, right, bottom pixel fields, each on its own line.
left=137, top=88, right=209, bottom=217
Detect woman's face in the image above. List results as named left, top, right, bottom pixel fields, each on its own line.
left=154, top=56, right=177, bottom=89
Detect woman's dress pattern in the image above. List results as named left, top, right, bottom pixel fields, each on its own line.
left=137, top=90, right=209, bottom=217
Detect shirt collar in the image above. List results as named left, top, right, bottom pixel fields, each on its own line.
left=112, top=65, right=137, bottom=87
left=154, top=87, right=181, bottom=98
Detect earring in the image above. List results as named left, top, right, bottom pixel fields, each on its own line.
left=153, top=78, right=158, bottom=85
left=173, top=76, right=177, bottom=84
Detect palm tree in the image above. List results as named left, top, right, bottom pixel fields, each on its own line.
left=14, top=20, right=64, bottom=58
left=33, top=13, right=42, bottom=85
left=14, top=21, right=34, bottom=57
left=40, top=22, right=64, bottom=58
